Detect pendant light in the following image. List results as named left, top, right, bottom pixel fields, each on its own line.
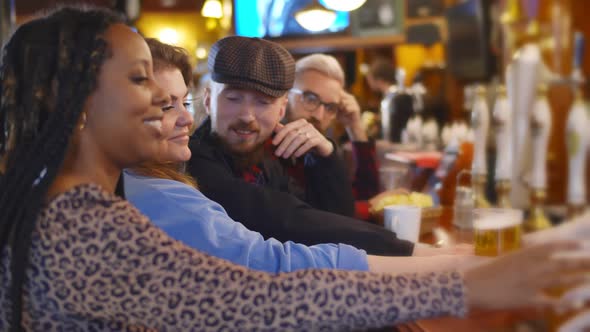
left=322, top=0, right=366, bottom=12
left=294, top=0, right=337, bottom=32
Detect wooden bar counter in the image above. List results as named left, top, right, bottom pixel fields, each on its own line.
left=401, top=207, right=549, bottom=332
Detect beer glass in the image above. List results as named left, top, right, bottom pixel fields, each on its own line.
left=473, top=208, right=523, bottom=256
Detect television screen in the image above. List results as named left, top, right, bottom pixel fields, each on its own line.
left=445, top=0, right=495, bottom=82
left=234, top=0, right=350, bottom=38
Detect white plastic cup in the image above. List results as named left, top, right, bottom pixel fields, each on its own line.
left=383, top=205, right=422, bottom=243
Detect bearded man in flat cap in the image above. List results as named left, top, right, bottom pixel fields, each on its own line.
left=187, top=36, right=417, bottom=256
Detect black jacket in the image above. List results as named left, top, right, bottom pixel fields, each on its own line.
left=276, top=141, right=356, bottom=218
left=187, top=119, right=414, bottom=256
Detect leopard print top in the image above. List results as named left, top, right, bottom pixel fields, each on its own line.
left=0, top=184, right=467, bottom=331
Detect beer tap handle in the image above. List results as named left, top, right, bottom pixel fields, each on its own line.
left=522, top=0, right=540, bottom=35
left=396, top=68, right=406, bottom=91
left=522, top=0, right=539, bottom=21
left=572, top=31, right=585, bottom=84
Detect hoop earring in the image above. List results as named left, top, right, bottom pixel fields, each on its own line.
left=79, top=112, right=87, bottom=130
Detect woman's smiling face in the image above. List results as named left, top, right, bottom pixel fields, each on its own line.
left=81, top=23, right=169, bottom=168
left=154, top=67, right=193, bottom=162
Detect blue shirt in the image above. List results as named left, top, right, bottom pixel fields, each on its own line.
left=123, top=171, right=368, bottom=273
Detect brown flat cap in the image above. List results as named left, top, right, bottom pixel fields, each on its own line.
left=208, top=36, right=295, bottom=97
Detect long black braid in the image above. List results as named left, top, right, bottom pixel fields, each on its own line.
left=0, top=7, right=124, bottom=330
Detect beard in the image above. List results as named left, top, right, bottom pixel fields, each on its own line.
left=306, top=117, right=324, bottom=133
left=285, top=107, right=325, bottom=134
left=210, top=132, right=268, bottom=173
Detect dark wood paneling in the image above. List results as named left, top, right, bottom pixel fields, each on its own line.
left=141, top=0, right=205, bottom=12
left=16, top=0, right=205, bottom=16
left=16, top=0, right=114, bottom=16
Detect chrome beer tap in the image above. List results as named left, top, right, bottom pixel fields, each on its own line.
left=566, top=32, right=589, bottom=217
left=492, top=85, right=512, bottom=208
left=525, top=84, right=552, bottom=231
left=471, top=85, right=491, bottom=208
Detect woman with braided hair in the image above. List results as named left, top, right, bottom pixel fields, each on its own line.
left=1, top=5, right=590, bottom=331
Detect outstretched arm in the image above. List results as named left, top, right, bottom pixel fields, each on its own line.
left=124, top=172, right=368, bottom=273
left=33, top=190, right=466, bottom=330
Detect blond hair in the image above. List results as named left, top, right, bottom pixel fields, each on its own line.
left=295, top=54, right=345, bottom=87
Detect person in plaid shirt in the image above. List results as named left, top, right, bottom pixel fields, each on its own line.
left=282, top=54, right=379, bottom=218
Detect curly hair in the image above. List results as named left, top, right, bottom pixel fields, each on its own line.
left=0, top=6, right=124, bottom=330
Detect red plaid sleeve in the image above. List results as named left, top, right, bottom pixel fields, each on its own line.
left=350, top=141, right=379, bottom=200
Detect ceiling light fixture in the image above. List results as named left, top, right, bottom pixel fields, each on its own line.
left=321, top=0, right=367, bottom=12
left=294, top=0, right=337, bottom=32
left=201, top=0, right=223, bottom=19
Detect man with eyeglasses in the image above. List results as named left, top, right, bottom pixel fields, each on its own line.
left=188, top=36, right=417, bottom=257
left=281, top=54, right=380, bottom=212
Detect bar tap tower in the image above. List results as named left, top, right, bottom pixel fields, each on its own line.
left=493, top=85, right=512, bottom=208
left=471, top=85, right=491, bottom=208
left=506, top=39, right=546, bottom=208
left=566, top=32, right=589, bottom=217
left=525, top=84, right=552, bottom=231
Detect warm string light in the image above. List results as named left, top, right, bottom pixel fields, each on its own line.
left=202, top=0, right=223, bottom=19
left=195, top=47, right=208, bottom=60
left=158, top=27, right=180, bottom=45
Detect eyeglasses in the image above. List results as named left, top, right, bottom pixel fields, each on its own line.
left=290, top=89, right=340, bottom=115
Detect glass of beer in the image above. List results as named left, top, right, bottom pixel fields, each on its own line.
left=473, top=208, right=523, bottom=256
